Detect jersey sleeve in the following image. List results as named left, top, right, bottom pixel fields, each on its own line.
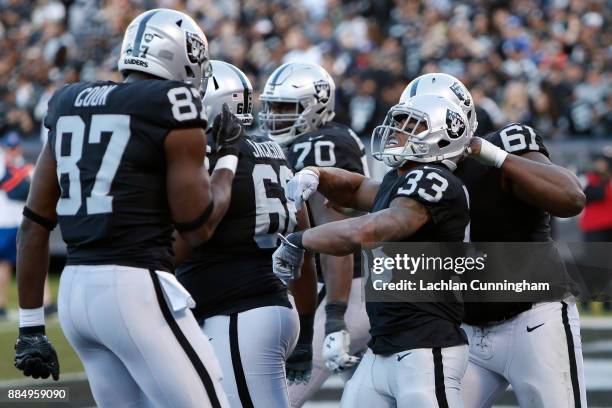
left=391, top=167, right=465, bottom=224
left=288, top=131, right=365, bottom=174
left=138, top=80, right=208, bottom=130
left=490, top=123, right=549, bottom=158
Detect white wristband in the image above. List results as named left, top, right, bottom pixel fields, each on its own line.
left=19, top=306, right=45, bottom=328
left=213, top=155, right=238, bottom=175
left=477, top=139, right=508, bottom=168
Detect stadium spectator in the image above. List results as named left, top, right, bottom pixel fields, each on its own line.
left=0, top=0, right=608, bottom=141
left=0, top=131, right=55, bottom=319
left=580, top=149, right=612, bottom=242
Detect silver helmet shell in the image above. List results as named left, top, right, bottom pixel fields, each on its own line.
left=259, top=62, right=335, bottom=146
left=371, top=94, right=470, bottom=168
left=118, top=9, right=211, bottom=89
left=202, top=60, right=253, bottom=127
left=401, top=73, right=477, bottom=136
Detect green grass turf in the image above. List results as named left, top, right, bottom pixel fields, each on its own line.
left=0, top=273, right=610, bottom=381
left=0, top=275, right=83, bottom=381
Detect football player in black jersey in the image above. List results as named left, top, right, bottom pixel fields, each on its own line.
left=276, top=95, right=472, bottom=407
left=13, top=9, right=247, bottom=408
left=404, top=73, right=587, bottom=408
left=175, top=60, right=317, bottom=408
left=259, top=62, right=371, bottom=406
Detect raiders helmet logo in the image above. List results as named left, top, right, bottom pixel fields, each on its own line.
left=185, top=32, right=207, bottom=65
left=450, top=82, right=471, bottom=107
left=314, top=80, right=331, bottom=104
left=446, top=109, right=466, bottom=139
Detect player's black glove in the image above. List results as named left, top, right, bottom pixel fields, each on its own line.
left=286, top=342, right=313, bottom=385
left=211, top=103, right=243, bottom=157
left=14, top=326, right=60, bottom=381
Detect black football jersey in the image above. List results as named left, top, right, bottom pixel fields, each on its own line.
left=286, top=122, right=367, bottom=174
left=367, top=163, right=470, bottom=354
left=44, top=80, right=207, bottom=272
left=456, top=123, right=552, bottom=325
left=176, top=134, right=296, bottom=320
left=285, top=121, right=368, bottom=279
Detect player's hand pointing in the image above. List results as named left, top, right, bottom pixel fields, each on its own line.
left=286, top=167, right=319, bottom=206
left=211, top=103, right=243, bottom=157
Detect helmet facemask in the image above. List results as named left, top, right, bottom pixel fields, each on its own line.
left=372, top=107, right=431, bottom=168
left=371, top=99, right=469, bottom=169
left=258, top=99, right=312, bottom=146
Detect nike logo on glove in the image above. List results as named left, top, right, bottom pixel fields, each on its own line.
left=526, top=323, right=545, bottom=332
left=397, top=352, right=411, bottom=361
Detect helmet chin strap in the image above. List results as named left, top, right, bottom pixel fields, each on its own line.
left=441, top=159, right=457, bottom=171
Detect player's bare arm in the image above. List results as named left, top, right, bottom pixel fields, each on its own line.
left=166, top=105, right=242, bottom=247
left=14, top=142, right=61, bottom=381
left=289, top=203, right=317, bottom=316
left=288, top=166, right=380, bottom=212
left=307, top=192, right=353, bottom=305
left=17, top=143, right=59, bottom=309
left=301, top=196, right=430, bottom=255
left=467, top=136, right=586, bottom=217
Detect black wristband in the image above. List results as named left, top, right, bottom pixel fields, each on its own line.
left=286, top=231, right=305, bottom=249
left=19, top=325, right=45, bottom=336
left=325, top=301, right=348, bottom=334
left=297, top=314, right=314, bottom=345
left=175, top=201, right=214, bottom=232
left=22, top=207, right=56, bottom=231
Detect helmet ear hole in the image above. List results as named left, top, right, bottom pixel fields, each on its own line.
left=184, top=66, right=195, bottom=79
left=438, top=140, right=450, bottom=149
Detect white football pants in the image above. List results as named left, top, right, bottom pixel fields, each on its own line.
left=58, top=265, right=228, bottom=408
left=204, top=304, right=300, bottom=408
left=341, top=345, right=468, bottom=408
left=461, top=297, right=587, bottom=408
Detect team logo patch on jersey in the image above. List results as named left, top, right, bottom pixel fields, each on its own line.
left=450, top=82, right=471, bottom=107
left=185, top=32, right=207, bottom=64
left=314, top=80, right=331, bottom=103
left=446, top=109, right=466, bottom=139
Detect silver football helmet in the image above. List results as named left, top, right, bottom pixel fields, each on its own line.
left=202, top=60, right=253, bottom=127
left=371, top=94, right=470, bottom=168
left=259, top=62, right=335, bottom=146
left=401, top=73, right=477, bottom=136
left=118, top=9, right=212, bottom=89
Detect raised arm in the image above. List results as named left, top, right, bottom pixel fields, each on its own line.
left=501, top=152, right=585, bottom=217
left=467, top=136, right=585, bottom=218
left=287, top=166, right=380, bottom=212
left=165, top=105, right=242, bottom=247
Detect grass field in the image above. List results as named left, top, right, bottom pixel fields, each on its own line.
left=1, top=273, right=610, bottom=383
left=0, top=275, right=84, bottom=381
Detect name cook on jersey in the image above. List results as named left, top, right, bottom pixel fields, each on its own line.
left=372, top=279, right=550, bottom=293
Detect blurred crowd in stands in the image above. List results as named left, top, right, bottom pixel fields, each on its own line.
left=0, top=0, right=610, bottom=143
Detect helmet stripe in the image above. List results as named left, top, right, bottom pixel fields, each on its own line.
left=409, top=78, right=421, bottom=98
left=133, top=10, right=159, bottom=58
left=269, top=63, right=290, bottom=86
left=226, top=64, right=249, bottom=109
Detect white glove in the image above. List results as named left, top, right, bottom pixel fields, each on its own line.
left=322, top=330, right=361, bottom=372
left=466, top=137, right=508, bottom=168
left=286, top=169, right=319, bottom=206
left=272, top=234, right=304, bottom=285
